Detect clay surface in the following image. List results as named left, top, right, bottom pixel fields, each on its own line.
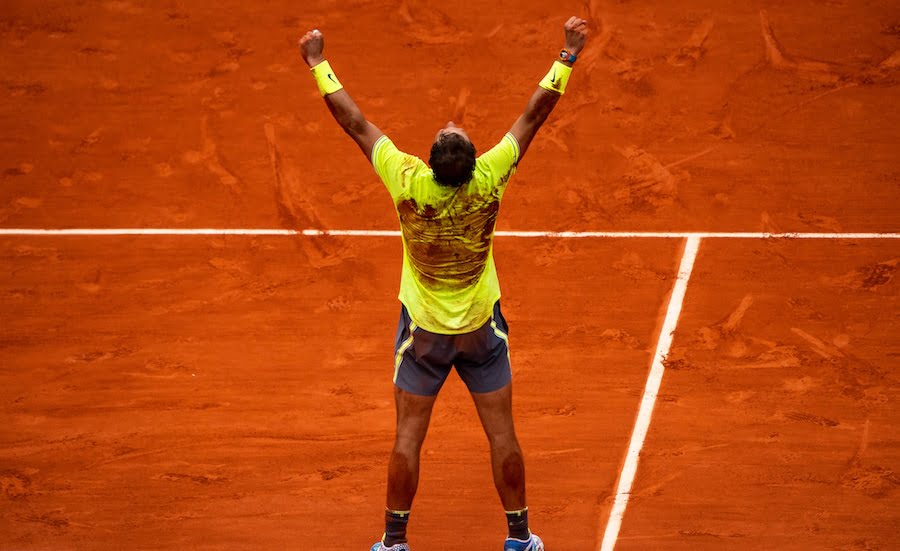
left=1, top=1, right=897, bottom=549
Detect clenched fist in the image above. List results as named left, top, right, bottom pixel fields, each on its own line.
left=564, top=16, right=589, bottom=56
left=299, top=28, right=325, bottom=67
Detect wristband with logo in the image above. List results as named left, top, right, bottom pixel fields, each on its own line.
left=538, top=60, right=573, bottom=95
left=310, top=60, right=343, bottom=96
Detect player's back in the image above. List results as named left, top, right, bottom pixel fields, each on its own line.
left=372, top=133, right=520, bottom=333
left=396, top=182, right=502, bottom=291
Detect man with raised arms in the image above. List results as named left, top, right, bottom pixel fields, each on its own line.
left=299, top=16, right=589, bottom=551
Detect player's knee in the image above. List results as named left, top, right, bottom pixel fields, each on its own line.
left=486, top=429, right=520, bottom=451
left=392, top=433, right=425, bottom=457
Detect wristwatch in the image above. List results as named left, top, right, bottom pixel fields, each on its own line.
left=559, top=49, right=577, bottom=63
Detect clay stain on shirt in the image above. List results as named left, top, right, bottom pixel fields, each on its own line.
left=398, top=194, right=500, bottom=290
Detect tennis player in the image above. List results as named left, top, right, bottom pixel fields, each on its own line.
left=299, top=16, right=588, bottom=551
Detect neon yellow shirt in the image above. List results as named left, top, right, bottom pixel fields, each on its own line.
left=372, top=133, right=520, bottom=334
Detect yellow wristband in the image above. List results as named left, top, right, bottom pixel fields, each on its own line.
left=310, top=60, right=344, bottom=96
left=539, top=61, right=573, bottom=95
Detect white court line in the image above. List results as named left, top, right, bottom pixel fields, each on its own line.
left=0, top=228, right=899, bottom=239
left=599, top=235, right=702, bottom=551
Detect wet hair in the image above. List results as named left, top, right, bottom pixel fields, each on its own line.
left=429, top=132, right=476, bottom=187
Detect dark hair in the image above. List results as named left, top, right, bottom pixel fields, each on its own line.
left=429, top=133, right=476, bottom=187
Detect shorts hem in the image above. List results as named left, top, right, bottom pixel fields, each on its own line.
left=394, top=378, right=444, bottom=397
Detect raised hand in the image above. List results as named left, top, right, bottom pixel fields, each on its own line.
left=299, top=29, right=325, bottom=67
left=563, top=16, right=589, bottom=56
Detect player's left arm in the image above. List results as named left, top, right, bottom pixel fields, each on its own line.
left=299, top=29, right=384, bottom=162
left=509, top=16, right=589, bottom=161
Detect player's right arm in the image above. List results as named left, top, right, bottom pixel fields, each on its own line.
left=299, top=29, right=384, bottom=162
left=509, top=16, right=589, bottom=160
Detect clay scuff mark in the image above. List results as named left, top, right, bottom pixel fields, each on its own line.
left=760, top=10, right=899, bottom=85
left=398, top=1, right=470, bottom=45
left=841, top=419, right=900, bottom=498
left=760, top=10, right=843, bottom=83
left=822, top=259, right=898, bottom=291
left=612, top=145, right=684, bottom=211
left=790, top=328, right=844, bottom=360
left=686, top=295, right=809, bottom=369
left=667, top=17, right=715, bottom=68
left=263, top=123, right=347, bottom=268
left=182, top=116, right=242, bottom=193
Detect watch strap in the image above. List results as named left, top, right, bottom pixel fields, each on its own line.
left=559, top=49, right=577, bottom=63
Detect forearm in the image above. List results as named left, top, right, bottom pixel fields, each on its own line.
left=508, top=17, right=587, bottom=159
left=520, top=86, right=561, bottom=126
left=323, top=88, right=369, bottom=136
left=305, top=53, right=368, bottom=134
left=510, top=57, right=574, bottom=156
left=300, top=30, right=384, bottom=160
left=521, top=56, right=572, bottom=124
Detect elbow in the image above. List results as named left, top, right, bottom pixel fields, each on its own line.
left=524, top=96, right=557, bottom=123
left=341, top=114, right=368, bottom=137
left=523, top=105, right=552, bottom=126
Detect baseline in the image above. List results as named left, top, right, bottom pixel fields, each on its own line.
left=0, top=229, right=899, bottom=239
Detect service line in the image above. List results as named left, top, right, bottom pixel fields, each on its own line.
left=0, top=228, right=899, bottom=239
left=599, top=235, right=702, bottom=551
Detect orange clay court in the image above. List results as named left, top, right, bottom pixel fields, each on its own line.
left=1, top=1, right=898, bottom=550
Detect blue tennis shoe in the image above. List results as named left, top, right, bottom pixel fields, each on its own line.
left=370, top=541, right=410, bottom=551
left=504, top=533, right=544, bottom=551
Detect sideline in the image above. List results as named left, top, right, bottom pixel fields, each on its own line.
left=599, top=236, right=702, bottom=551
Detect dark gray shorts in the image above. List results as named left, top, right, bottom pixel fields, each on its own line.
left=393, top=301, right=511, bottom=396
